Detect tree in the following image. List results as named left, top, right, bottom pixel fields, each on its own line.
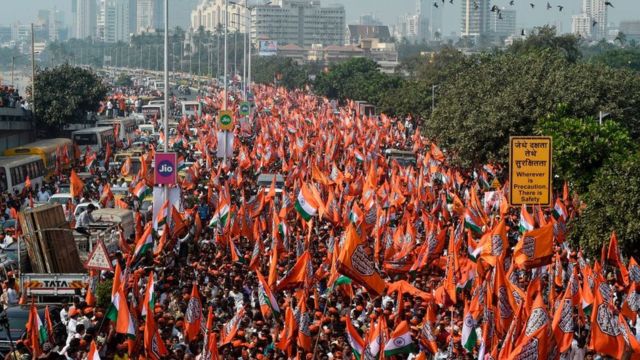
left=509, top=25, right=582, bottom=63
left=569, top=154, right=640, bottom=259
left=425, top=50, right=640, bottom=167
left=251, top=56, right=312, bottom=90
left=535, top=112, right=637, bottom=193
left=589, top=47, right=640, bottom=72
left=29, top=64, right=107, bottom=134
left=314, top=57, right=402, bottom=104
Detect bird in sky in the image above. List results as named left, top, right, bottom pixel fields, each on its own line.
left=433, top=2, right=439, bottom=7
left=546, top=2, right=552, bottom=9
left=529, top=3, right=535, bottom=8
left=509, top=0, right=514, bottom=4
left=557, top=5, right=564, bottom=11
left=498, top=12, right=503, bottom=19
left=592, top=20, right=598, bottom=27
left=473, top=1, right=479, bottom=9
left=605, top=1, right=614, bottom=7
left=449, top=0, right=454, bottom=4
left=490, top=4, right=499, bottom=12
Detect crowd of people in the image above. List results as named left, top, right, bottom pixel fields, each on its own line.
left=8, top=80, right=640, bottom=360
left=0, top=86, right=24, bottom=109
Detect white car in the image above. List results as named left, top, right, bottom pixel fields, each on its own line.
left=49, top=193, right=74, bottom=211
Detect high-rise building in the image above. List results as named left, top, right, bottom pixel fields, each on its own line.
left=490, top=7, right=516, bottom=40
left=104, top=0, right=131, bottom=43
left=620, top=20, right=640, bottom=42
left=359, top=15, right=383, bottom=26
left=171, top=0, right=200, bottom=30
left=461, top=0, right=490, bottom=40
left=191, top=0, right=248, bottom=33
left=571, top=0, right=607, bottom=40
left=572, top=13, right=591, bottom=38
left=251, top=0, right=345, bottom=47
left=74, top=0, right=97, bottom=39
left=137, top=0, right=163, bottom=33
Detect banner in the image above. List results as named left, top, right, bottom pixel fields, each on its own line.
left=259, top=40, right=277, bottom=56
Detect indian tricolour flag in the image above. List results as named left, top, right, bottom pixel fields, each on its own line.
left=464, top=209, right=482, bottom=234
left=177, top=156, right=187, bottom=171
left=130, top=225, right=153, bottom=265
left=153, top=200, right=169, bottom=233
left=552, top=198, right=567, bottom=221
left=209, top=198, right=230, bottom=228
left=345, top=316, right=365, bottom=360
left=132, top=181, right=150, bottom=200
left=30, top=305, right=48, bottom=344
left=106, top=287, right=136, bottom=337
left=354, top=149, right=365, bottom=163
left=141, top=273, right=155, bottom=318
left=519, top=205, right=535, bottom=233
left=384, top=321, right=417, bottom=356
left=295, top=184, right=319, bottom=221
left=88, top=341, right=101, bottom=360
left=461, top=311, right=478, bottom=352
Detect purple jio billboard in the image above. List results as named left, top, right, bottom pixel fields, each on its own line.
left=154, top=152, right=177, bottom=185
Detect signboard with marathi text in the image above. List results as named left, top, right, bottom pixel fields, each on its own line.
left=509, top=136, right=552, bottom=206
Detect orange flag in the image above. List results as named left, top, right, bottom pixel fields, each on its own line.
left=337, top=225, right=386, bottom=296
left=589, top=279, right=627, bottom=359
left=507, top=293, right=549, bottom=360
left=184, top=283, right=203, bottom=342
left=170, top=206, right=188, bottom=238
left=219, top=308, right=246, bottom=346
left=144, top=306, right=169, bottom=359
left=513, top=223, right=554, bottom=269
left=121, top=157, right=132, bottom=176
left=443, top=227, right=459, bottom=304
left=70, top=170, right=84, bottom=198
left=552, top=279, right=576, bottom=353
left=275, top=251, right=312, bottom=291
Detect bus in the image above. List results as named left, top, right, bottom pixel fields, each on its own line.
left=3, top=138, right=73, bottom=179
left=96, top=118, right=138, bottom=144
left=181, top=101, right=202, bottom=118
left=142, top=105, right=163, bottom=123
left=72, top=127, right=115, bottom=153
left=0, top=155, right=46, bottom=193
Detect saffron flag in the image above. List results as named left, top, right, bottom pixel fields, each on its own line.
left=513, top=223, right=554, bottom=269
left=88, top=341, right=101, bottom=360
left=144, top=305, right=168, bottom=360
left=70, top=170, right=84, bottom=198
left=219, top=308, right=245, bottom=346
left=184, top=283, right=203, bottom=342
left=337, top=225, right=386, bottom=296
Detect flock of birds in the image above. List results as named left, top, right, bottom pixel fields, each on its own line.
left=432, top=0, right=615, bottom=27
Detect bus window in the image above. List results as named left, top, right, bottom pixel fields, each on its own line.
left=0, top=168, right=7, bottom=192
left=74, top=133, right=98, bottom=145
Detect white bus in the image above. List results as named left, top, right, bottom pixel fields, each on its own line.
left=0, top=155, right=46, bottom=193
left=142, top=104, right=163, bottom=122
left=96, top=118, right=138, bottom=144
left=72, top=127, right=115, bottom=153
left=181, top=101, right=202, bottom=118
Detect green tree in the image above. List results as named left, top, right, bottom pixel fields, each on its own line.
left=589, top=47, right=640, bottom=72
left=29, top=64, right=108, bottom=134
left=425, top=50, right=640, bottom=167
left=251, top=57, right=312, bottom=90
left=509, top=25, right=582, bottom=63
left=314, top=57, right=402, bottom=104
left=569, top=154, right=640, bottom=259
left=535, top=113, right=637, bottom=193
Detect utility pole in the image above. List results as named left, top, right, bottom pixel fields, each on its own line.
left=31, top=23, right=36, bottom=119
left=163, top=0, right=169, bottom=203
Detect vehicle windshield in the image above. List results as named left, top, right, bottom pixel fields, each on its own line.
left=49, top=197, right=69, bottom=205
left=73, top=133, right=97, bottom=145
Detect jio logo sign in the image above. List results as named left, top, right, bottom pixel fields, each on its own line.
left=157, top=160, right=174, bottom=176
left=155, top=153, right=177, bottom=185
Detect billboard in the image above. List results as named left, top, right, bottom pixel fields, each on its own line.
left=154, top=152, right=177, bottom=185
left=259, top=40, right=278, bottom=56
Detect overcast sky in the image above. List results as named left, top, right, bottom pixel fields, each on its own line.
left=2, top=0, right=637, bottom=36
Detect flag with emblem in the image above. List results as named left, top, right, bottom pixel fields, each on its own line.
left=513, top=223, right=554, bottom=269
left=337, top=225, right=386, bottom=296
left=144, top=304, right=168, bottom=360
left=256, top=270, right=280, bottom=318
left=184, top=283, right=203, bottom=342
left=384, top=320, right=416, bottom=356
left=461, top=301, right=478, bottom=352
left=219, top=308, right=245, bottom=346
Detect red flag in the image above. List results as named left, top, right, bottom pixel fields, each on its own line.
left=70, top=170, right=85, bottom=198
left=184, top=283, right=203, bottom=342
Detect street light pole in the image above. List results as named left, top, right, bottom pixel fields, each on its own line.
left=224, top=0, right=228, bottom=110
left=31, top=23, right=36, bottom=119
left=163, top=0, right=169, bottom=203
